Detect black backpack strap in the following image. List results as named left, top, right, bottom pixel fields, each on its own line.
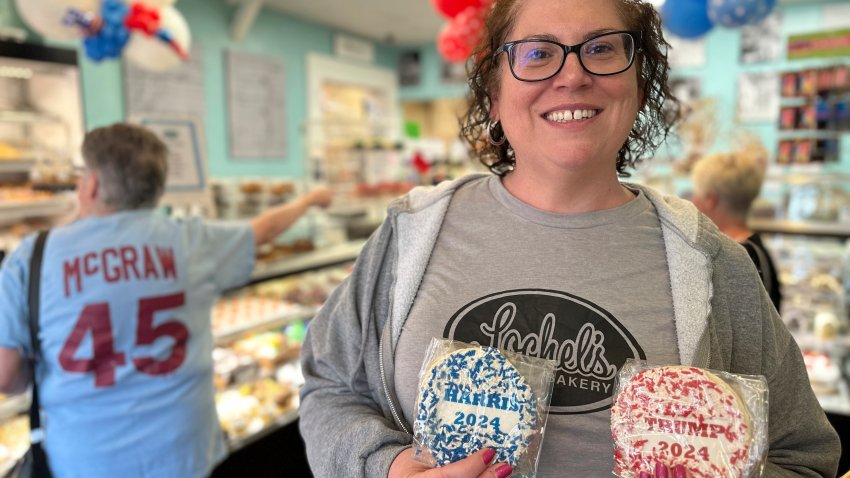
left=26, top=231, right=49, bottom=449
left=743, top=238, right=773, bottom=293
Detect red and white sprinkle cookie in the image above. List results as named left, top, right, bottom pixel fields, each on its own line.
left=611, top=366, right=753, bottom=478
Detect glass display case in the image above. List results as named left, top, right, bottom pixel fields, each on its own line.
left=0, top=41, right=84, bottom=262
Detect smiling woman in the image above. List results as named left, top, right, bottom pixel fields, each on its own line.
left=297, top=1, right=841, bottom=477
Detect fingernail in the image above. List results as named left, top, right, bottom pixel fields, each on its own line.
left=495, top=464, right=513, bottom=478
left=673, top=465, right=687, bottom=478
left=482, top=448, right=495, bottom=465
left=655, top=462, right=669, bottom=478
left=639, top=472, right=651, bottom=478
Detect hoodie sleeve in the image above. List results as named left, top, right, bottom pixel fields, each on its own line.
left=715, top=243, right=841, bottom=477
left=299, top=221, right=413, bottom=478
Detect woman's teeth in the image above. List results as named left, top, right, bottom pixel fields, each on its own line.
left=544, top=109, right=598, bottom=122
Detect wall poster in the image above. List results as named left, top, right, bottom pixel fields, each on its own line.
left=226, top=49, right=288, bottom=159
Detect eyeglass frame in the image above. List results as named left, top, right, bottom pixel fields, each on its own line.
left=492, top=30, right=643, bottom=82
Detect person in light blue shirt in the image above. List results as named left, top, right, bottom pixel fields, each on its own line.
left=0, top=123, right=332, bottom=477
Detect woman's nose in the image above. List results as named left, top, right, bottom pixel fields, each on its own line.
left=553, top=51, right=592, bottom=87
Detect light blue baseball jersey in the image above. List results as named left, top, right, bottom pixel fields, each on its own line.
left=0, top=210, right=255, bottom=478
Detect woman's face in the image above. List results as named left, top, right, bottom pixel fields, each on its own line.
left=491, top=0, right=641, bottom=178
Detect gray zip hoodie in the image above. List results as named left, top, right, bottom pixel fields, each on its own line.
left=299, top=174, right=840, bottom=478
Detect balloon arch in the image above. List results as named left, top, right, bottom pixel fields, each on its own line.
left=14, top=0, right=191, bottom=72
left=431, top=0, right=779, bottom=62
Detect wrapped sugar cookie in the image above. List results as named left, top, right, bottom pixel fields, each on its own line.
left=412, top=338, right=557, bottom=477
left=611, top=360, right=768, bottom=478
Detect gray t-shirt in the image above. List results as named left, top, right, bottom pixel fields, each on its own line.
left=395, top=175, right=678, bottom=476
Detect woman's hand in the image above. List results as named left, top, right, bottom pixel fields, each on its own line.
left=638, top=462, right=687, bottom=478
left=389, top=448, right=513, bottom=478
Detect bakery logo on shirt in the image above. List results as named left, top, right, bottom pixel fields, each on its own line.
left=443, top=289, right=645, bottom=415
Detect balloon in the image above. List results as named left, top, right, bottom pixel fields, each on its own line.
left=14, top=0, right=99, bottom=40
left=708, top=0, right=776, bottom=27
left=432, top=0, right=487, bottom=19
left=437, top=5, right=486, bottom=63
left=125, top=2, right=162, bottom=35
left=437, top=23, right=469, bottom=63
left=124, top=5, right=191, bottom=72
left=660, top=0, right=714, bottom=39
left=82, top=0, right=131, bottom=62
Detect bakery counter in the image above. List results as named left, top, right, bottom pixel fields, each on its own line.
left=249, top=239, right=365, bottom=285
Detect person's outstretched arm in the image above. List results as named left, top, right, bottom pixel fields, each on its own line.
left=250, top=186, right=332, bottom=246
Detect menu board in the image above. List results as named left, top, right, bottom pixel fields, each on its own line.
left=124, top=44, right=205, bottom=126
left=226, top=49, right=287, bottom=159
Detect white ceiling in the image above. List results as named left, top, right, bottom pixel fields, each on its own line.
left=263, top=0, right=446, bottom=45
left=254, top=0, right=843, bottom=46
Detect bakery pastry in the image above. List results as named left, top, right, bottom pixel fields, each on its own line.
left=611, top=366, right=754, bottom=478
left=414, top=346, right=539, bottom=467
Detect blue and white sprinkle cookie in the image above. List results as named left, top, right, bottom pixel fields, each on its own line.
left=414, top=346, right=538, bottom=467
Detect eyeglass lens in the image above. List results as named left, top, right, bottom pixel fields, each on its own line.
left=510, top=32, right=635, bottom=80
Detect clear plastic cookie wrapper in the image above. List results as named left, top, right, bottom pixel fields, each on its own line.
left=412, top=338, right=557, bottom=477
left=610, top=359, right=769, bottom=478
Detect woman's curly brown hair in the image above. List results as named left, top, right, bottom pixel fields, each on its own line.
left=459, top=0, right=679, bottom=177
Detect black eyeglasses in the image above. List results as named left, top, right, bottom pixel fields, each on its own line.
left=493, top=30, right=642, bottom=82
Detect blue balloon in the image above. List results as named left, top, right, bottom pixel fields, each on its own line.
left=708, top=0, right=777, bottom=27
left=661, top=0, right=714, bottom=39
left=82, top=0, right=131, bottom=62
left=84, top=37, right=105, bottom=62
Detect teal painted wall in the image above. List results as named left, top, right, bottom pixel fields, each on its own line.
left=668, top=3, right=850, bottom=169
left=0, top=0, right=397, bottom=179
left=397, top=43, right=467, bottom=101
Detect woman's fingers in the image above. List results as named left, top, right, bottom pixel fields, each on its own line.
left=388, top=447, right=513, bottom=478
left=638, top=462, right=687, bottom=478
left=437, top=448, right=513, bottom=478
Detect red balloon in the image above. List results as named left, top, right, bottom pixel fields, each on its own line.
left=432, top=0, right=482, bottom=19
left=437, top=23, right=468, bottom=63
left=437, top=6, right=487, bottom=63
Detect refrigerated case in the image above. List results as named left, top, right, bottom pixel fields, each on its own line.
left=0, top=41, right=84, bottom=261
left=749, top=172, right=850, bottom=474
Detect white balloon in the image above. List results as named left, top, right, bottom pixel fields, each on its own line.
left=138, top=0, right=178, bottom=7
left=124, top=6, right=191, bottom=72
left=14, top=0, right=99, bottom=40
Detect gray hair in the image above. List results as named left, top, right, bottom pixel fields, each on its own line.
left=82, top=123, right=168, bottom=210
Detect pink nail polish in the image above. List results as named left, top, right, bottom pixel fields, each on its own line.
left=673, top=464, right=687, bottom=478
left=655, top=462, right=669, bottom=478
left=495, top=464, right=513, bottom=478
left=639, top=472, right=651, bottom=478
left=482, top=448, right=495, bottom=465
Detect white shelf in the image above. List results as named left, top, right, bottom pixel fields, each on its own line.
left=226, top=406, right=300, bottom=452
left=0, top=110, right=63, bottom=125
left=0, top=195, right=75, bottom=225
left=0, top=393, right=28, bottom=420
left=818, top=380, right=850, bottom=416
left=214, top=307, right=317, bottom=345
left=250, top=239, right=365, bottom=283
left=0, top=159, right=34, bottom=174
left=748, top=218, right=850, bottom=239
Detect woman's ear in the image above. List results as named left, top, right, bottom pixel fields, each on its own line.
left=490, top=89, right=500, bottom=119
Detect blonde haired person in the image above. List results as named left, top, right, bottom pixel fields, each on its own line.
left=690, top=150, right=782, bottom=311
